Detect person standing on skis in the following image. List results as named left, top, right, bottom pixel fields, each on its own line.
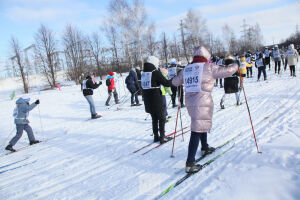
left=172, top=46, right=238, bottom=173
left=5, top=95, right=40, bottom=152
left=255, top=51, right=267, bottom=81
left=125, top=68, right=142, bottom=106
left=286, top=44, right=299, bottom=77
left=105, top=72, right=120, bottom=106
left=168, top=58, right=184, bottom=108
left=83, top=72, right=102, bottom=119
left=142, top=56, right=173, bottom=144
left=220, top=55, right=242, bottom=109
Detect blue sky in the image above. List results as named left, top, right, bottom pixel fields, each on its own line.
left=0, top=0, right=300, bottom=74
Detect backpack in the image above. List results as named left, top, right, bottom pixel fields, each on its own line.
left=106, top=78, right=111, bottom=86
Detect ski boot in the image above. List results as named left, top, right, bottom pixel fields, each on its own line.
left=220, top=101, right=225, bottom=109
left=160, top=136, right=172, bottom=144
left=181, top=104, right=185, bottom=108
left=186, top=162, right=202, bottom=173
left=30, top=140, right=40, bottom=145
left=135, top=103, right=142, bottom=106
left=5, top=144, right=16, bottom=152
left=201, top=145, right=216, bottom=156
left=115, top=101, right=120, bottom=104
left=172, top=104, right=177, bottom=108
left=105, top=103, right=110, bottom=106
left=131, top=103, right=136, bottom=107
left=91, top=113, right=102, bottom=119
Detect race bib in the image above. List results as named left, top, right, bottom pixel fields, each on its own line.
left=273, top=51, right=279, bottom=58
left=240, top=61, right=246, bottom=69
left=246, top=57, right=251, bottom=63
left=265, top=51, right=269, bottom=57
left=168, top=67, right=177, bottom=79
left=256, top=58, right=263, bottom=67
left=287, top=50, right=295, bottom=56
left=184, top=63, right=204, bottom=93
left=141, top=72, right=152, bottom=89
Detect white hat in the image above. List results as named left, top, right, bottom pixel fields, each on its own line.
left=146, top=56, right=160, bottom=69
left=193, top=46, right=211, bottom=60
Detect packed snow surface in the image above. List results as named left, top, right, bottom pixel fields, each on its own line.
left=0, top=64, right=300, bottom=200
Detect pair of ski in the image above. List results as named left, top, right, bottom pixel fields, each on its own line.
left=2, top=138, right=52, bottom=156
left=157, top=132, right=242, bottom=199
left=133, top=126, right=190, bottom=155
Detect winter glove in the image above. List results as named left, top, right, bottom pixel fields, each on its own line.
left=98, top=81, right=102, bottom=85
left=35, top=100, right=40, bottom=104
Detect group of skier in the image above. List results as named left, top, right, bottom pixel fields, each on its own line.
left=4, top=42, right=299, bottom=174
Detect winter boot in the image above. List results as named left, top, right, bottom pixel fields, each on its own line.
left=220, top=101, right=225, bottom=109
left=185, top=162, right=202, bottom=173
left=135, top=103, right=142, bottom=106
left=131, top=103, right=136, bottom=107
left=153, top=134, right=160, bottom=143
left=92, top=113, right=102, bottom=119
left=105, top=103, right=110, bottom=106
left=167, top=116, right=172, bottom=119
left=5, top=144, right=16, bottom=152
left=115, top=101, right=120, bottom=104
left=30, top=140, right=40, bottom=145
left=201, top=145, right=216, bottom=156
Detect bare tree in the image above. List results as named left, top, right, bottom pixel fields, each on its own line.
left=87, top=32, right=104, bottom=79
left=62, top=25, right=88, bottom=83
left=108, top=0, right=134, bottom=68
left=35, top=24, right=58, bottom=88
left=10, top=36, right=29, bottom=93
left=143, top=22, right=157, bottom=56
left=161, top=32, right=169, bottom=66
left=179, top=20, right=189, bottom=63
left=222, top=24, right=238, bottom=53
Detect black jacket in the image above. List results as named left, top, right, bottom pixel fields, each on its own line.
left=83, top=76, right=101, bottom=96
left=142, top=63, right=173, bottom=114
left=125, top=69, right=139, bottom=93
left=224, top=71, right=239, bottom=94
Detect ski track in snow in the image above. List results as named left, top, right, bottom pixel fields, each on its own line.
left=0, top=66, right=300, bottom=200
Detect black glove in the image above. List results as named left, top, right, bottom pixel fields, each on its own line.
left=98, top=81, right=102, bottom=85
left=35, top=100, right=40, bottom=104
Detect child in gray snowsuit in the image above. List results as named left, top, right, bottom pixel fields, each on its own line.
left=5, top=96, right=40, bottom=152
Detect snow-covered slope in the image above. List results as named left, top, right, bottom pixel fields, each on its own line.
left=0, top=65, right=300, bottom=200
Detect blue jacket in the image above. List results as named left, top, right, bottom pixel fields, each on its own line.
left=125, top=69, right=139, bottom=93
left=14, top=98, right=37, bottom=124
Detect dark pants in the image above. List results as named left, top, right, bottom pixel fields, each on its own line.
left=265, top=57, right=271, bottom=69
left=9, top=124, right=36, bottom=146
left=106, top=89, right=119, bottom=105
left=131, top=91, right=139, bottom=104
left=150, top=112, right=166, bottom=138
left=162, top=95, right=168, bottom=117
left=284, top=58, right=288, bottom=70
left=247, top=67, right=252, bottom=78
left=290, top=65, right=296, bottom=76
left=258, top=66, right=267, bottom=80
left=275, top=61, right=281, bottom=73
left=137, top=80, right=142, bottom=95
left=215, top=79, right=223, bottom=87
left=187, top=132, right=208, bottom=163
left=171, top=86, right=184, bottom=106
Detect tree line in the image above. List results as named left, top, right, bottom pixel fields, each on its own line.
left=5, top=0, right=296, bottom=93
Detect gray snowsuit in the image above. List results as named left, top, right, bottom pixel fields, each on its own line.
left=9, top=98, right=38, bottom=146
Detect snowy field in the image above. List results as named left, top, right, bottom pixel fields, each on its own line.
left=0, top=63, right=300, bottom=200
